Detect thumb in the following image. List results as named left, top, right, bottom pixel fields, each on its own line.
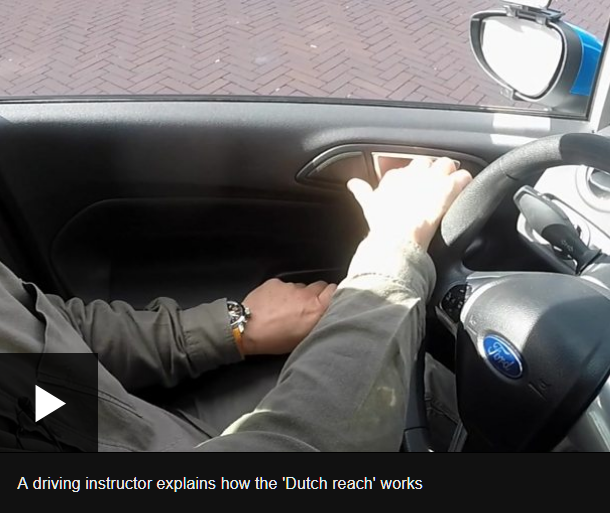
left=347, top=178, right=373, bottom=209
left=317, top=283, right=338, bottom=309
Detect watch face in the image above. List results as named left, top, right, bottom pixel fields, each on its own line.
left=227, top=301, right=244, bottom=325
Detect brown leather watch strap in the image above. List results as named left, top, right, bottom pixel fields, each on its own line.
left=232, top=326, right=245, bottom=355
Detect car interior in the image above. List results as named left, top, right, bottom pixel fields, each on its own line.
left=0, top=100, right=600, bottom=450
left=1, top=0, right=610, bottom=452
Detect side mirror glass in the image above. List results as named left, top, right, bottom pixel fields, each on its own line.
left=481, top=16, right=563, bottom=98
left=470, top=5, right=603, bottom=114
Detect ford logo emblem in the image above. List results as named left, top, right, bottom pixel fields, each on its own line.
left=483, top=335, right=523, bottom=379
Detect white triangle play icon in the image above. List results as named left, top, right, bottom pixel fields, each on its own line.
left=35, top=385, right=66, bottom=422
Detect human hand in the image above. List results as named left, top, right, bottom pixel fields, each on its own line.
left=239, top=279, right=337, bottom=356
left=347, top=157, right=472, bottom=252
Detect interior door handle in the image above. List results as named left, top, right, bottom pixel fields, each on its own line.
left=296, top=150, right=371, bottom=187
left=296, top=144, right=485, bottom=189
left=372, top=152, right=461, bottom=180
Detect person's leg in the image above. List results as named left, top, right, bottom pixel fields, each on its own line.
left=159, top=355, right=287, bottom=436
left=158, top=351, right=458, bottom=450
left=424, top=354, right=459, bottom=452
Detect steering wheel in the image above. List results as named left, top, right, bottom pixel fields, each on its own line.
left=406, top=133, right=610, bottom=452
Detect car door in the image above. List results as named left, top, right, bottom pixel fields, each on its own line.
left=0, top=100, right=591, bottom=308
left=0, top=0, right=607, bottom=314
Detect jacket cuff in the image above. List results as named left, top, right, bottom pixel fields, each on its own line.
left=346, top=234, right=437, bottom=301
left=180, top=298, right=243, bottom=373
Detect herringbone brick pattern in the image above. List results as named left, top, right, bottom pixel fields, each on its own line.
left=0, top=0, right=608, bottom=107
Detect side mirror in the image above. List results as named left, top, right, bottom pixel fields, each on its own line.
left=470, top=3, right=603, bottom=114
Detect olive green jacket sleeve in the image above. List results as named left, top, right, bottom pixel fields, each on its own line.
left=46, top=295, right=242, bottom=392
left=197, top=235, right=436, bottom=452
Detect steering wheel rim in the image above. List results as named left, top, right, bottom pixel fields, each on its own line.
left=406, top=132, right=610, bottom=452
left=435, top=133, right=610, bottom=265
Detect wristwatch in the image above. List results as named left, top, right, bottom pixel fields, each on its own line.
left=226, top=300, right=251, bottom=349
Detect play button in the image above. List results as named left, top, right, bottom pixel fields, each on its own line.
left=0, top=354, right=98, bottom=451
left=35, top=385, right=66, bottom=422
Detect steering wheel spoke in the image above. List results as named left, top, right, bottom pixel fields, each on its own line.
left=434, top=270, right=524, bottom=335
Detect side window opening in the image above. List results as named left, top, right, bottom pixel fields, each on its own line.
left=0, top=0, right=608, bottom=117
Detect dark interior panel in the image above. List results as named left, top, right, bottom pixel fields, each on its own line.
left=52, top=197, right=365, bottom=307
left=0, top=100, right=562, bottom=306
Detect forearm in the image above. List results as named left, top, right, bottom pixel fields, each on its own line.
left=47, top=295, right=242, bottom=391
left=199, top=237, right=435, bottom=452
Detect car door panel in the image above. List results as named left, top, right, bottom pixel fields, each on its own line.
left=0, top=101, right=583, bottom=307
left=52, top=197, right=363, bottom=306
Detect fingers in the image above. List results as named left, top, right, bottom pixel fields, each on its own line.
left=317, top=283, right=338, bottom=308
left=347, top=178, right=373, bottom=208
left=305, top=280, right=329, bottom=295
left=453, top=169, right=473, bottom=190
left=300, top=280, right=337, bottom=310
left=431, top=157, right=458, bottom=176
left=443, top=169, right=473, bottom=209
left=408, top=156, right=434, bottom=171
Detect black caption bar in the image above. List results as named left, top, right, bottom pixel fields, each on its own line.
left=2, top=453, right=606, bottom=513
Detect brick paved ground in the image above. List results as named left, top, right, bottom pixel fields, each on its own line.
left=0, top=0, right=609, bottom=108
